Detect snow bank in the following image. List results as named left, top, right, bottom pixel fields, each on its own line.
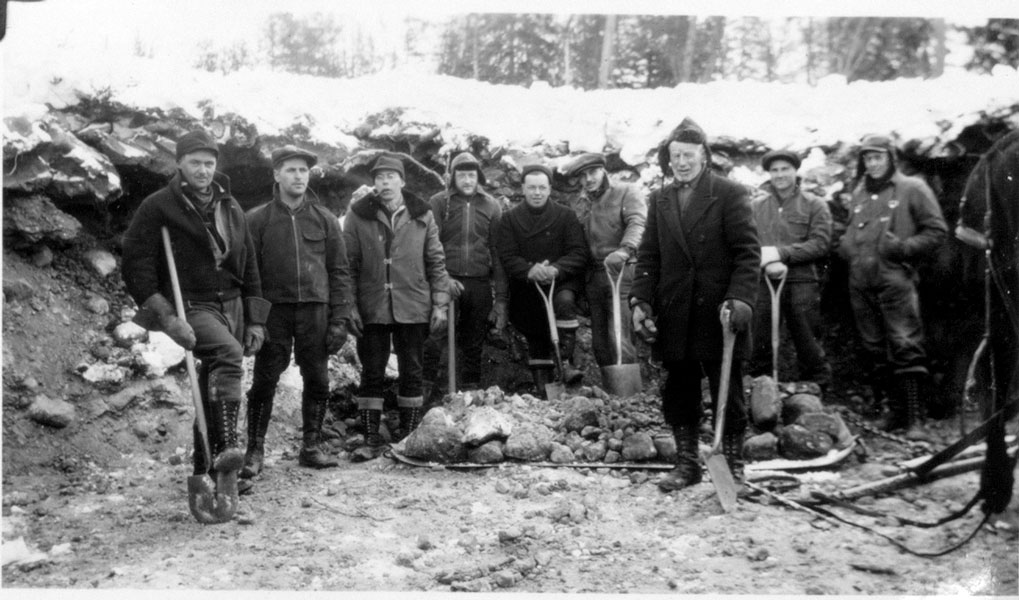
left=6, top=50, right=1019, bottom=166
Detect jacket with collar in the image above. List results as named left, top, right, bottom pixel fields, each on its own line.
left=751, top=181, right=832, bottom=283
left=122, top=170, right=268, bottom=325
left=246, top=185, right=352, bottom=324
left=343, top=191, right=450, bottom=325
left=429, top=188, right=509, bottom=300
left=630, top=171, right=760, bottom=361
left=495, top=199, right=589, bottom=294
left=569, top=179, right=647, bottom=265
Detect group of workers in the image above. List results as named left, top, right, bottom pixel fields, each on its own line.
left=120, top=116, right=946, bottom=495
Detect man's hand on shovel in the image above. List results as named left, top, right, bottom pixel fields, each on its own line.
left=721, top=298, right=753, bottom=334
left=765, top=261, right=788, bottom=280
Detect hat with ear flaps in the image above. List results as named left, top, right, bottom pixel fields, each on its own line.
left=855, top=133, right=897, bottom=179
left=656, top=117, right=712, bottom=175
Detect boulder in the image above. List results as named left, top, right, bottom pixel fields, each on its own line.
left=467, top=441, right=505, bottom=464
left=559, top=395, right=602, bottom=433
left=27, top=394, right=75, bottom=428
left=503, top=422, right=555, bottom=461
left=796, top=412, right=854, bottom=450
left=77, top=124, right=177, bottom=176
left=580, top=439, right=608, bottom=462
left=85, top=294, right=109, bottom=315
left=82, top=249, right=117, bottom=277
left=403, top=408, right=466, bottom=463
left=653, top=435, right=678, bottom=463
left=3, top=278, right=36, bottom=302
left=3, top=195, right=82, bottom=248
left=461, top=406, right=513, bottom=447
left=744, top=432, right=780, bottom=462
left=778, top=424, right=833, bottom=459
left=781, top=393, right=824, bottom=425
left=548, top=442, right=576, bottom=464
left=134, top=332, right=186, bottom=377
left=76, top=362, right=127, bottom=386
left=750, top=375, right=781, bottom=430
left=113, top=321, right=148, bottom=348
left=621, top=431, right=657, bottom=461
left=31, top=245, right=54, bottom=268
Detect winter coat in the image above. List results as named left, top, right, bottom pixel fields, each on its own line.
left=838, top=171, right=947, bottom=289
left=246, top=186, right=352, bottom=325
left=630, top=173, right=760, bottom=362
left=122, top=170, right=268, bottom=325
left=429, top=188, right=508, bottom=299
left=751, top=182, right=832, bottom=283
left=343, top=192, right=450, bottom=325
left=569, top=179, right=647, bottom=265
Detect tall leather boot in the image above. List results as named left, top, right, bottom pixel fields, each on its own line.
left=210, top=398, right=245, bottom=475
left=557, top=328, right=584, bottom=385
left=658, top=423, right=702, bottom=491
left=397, top=396, right=425, bottom=441
left=722, top=428, right=746, bottom=486
left=901, top=373, right=932, bottom=443
left=240, top=390, right=273, bottom=479
left=530, top=366, right=554, bottom=396
left=299, top=393, right=339, bottom=469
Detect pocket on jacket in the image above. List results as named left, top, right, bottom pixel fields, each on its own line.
left=303, top=229, right=326, bottom=250
left=787, top=215, right=810, bottom=239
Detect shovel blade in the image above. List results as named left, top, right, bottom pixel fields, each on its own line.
left=544, top=382, right=566, bottom=401
left=702, top=450, right=739, bottom=513
left=601, top=364, right=643, bottom=397
left=187, top=474, right=230, bottom=524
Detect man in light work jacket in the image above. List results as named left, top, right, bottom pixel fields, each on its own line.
left=243, top=146, right=352, bottom=482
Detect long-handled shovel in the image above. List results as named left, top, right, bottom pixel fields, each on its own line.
left=764, top=268, right=787, bottom=382
left=161, top=227, right=238, bottom=524
left=600, top=260, right=643, bottom=396
left=447, top=299, right=457, bottom=396
left=534, top=279, right=567, bottom=401
left=701, top=305, right=740, bottom=513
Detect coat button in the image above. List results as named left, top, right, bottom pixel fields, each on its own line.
left=696, top=297, right=704, bottom=305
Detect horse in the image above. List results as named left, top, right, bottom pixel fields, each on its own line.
left=957, top=128, right=1019, bottom=515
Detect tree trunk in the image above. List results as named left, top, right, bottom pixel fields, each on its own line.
left=932, top=17, right=946, bottom=77
left=598, top=14, right=617, bottom=89
left=562, top=16, right=573, bottom=87
left=469, top=15, right=479, bottom=80
left=679, top=16, right=698, bottom=83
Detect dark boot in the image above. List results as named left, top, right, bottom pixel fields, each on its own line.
left=659, top=424, right=702, bottom=491
left=901, top=373, right=932, bottom=442
left=240, top=391, right=273, bottom=479
left=558, top=328, right=584, bottom=385
left=722, top=428, right=746, bottom=488
left=210, top=399, right=245, bottom=475
left=360, top=408, right=385, bottom=448
left=530, top=367, right=553, bottom=396
left=299, top=394, right=339, bottom=469
left=398, top=403, right=424, bottom=440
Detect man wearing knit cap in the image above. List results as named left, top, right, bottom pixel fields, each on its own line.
left=630, top=117, right=760, bottom=492
left=344, top=153, right=451, bottom=455
left=242, top=146, right=352, bottom=482
left=122, top=129, right=270, bottom=498
left=565, top=152, right=647, bottom=371
left=422, top=151, right=508, bottom=399
left=496, top=163, right=588, bottom=391
left=837, top=134, right=946, bottom=441
left=749, top=149, right=833, bottom=389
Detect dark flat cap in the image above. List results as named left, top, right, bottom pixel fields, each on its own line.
left=176, top=130, right=219, bottom=160
left=371, top=154, right=405, bottom=179
left=860, top=134, right=894, bottom=154
left=761, top=149, right=801, bottom=171
left=271, top=145, right=318, bottom=168
left=565, top=153, right=606, bottom=177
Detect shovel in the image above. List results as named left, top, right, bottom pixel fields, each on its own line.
left=600, top=260, right=643, bottom=397
left=534, top=279, right=567, bottom=401
left=764, top=267, right=787, bottom=382
left=701, top=305, right=740, bottom=513
left=447, top=299, right=457, bottom=396
left=161, top=227, right=238, bottom=524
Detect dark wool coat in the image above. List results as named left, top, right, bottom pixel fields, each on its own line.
left=630, top=173, right=760, bottom=361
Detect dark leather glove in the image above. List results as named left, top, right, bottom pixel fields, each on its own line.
left=347, top=311, right=364, bottom=338
left=880, top=231, right=908, bottom=262
left=429, top=305, right=448, bottom=335
left=326, top=322, right=347, bottom=354
left=449, top=278, right=465, bottom=300
left=722, top=299, right=753, bottom=334
left=243, top=324, right=266, bottom=356
left=488, top=299, right=508, bottom=333
left=631, top=300, right=658, bottom=344
left=141, top=293, right=196, bottom=350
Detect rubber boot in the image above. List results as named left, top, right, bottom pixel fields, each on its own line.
left=902, top=373, right=933, bottom=443
left=240, top=390, right=273, bottom=479
left=299, top=394, right=339, bottom=469
left=558, top=328, right=584, bottom=385
left=659, top=424, right=702, bottom=491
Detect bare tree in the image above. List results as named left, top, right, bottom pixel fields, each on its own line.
left=598, top=15, right=617, bottom=88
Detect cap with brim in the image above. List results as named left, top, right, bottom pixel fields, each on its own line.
left=271, top=145, right=318, bottom=168
left=371, top=155, right=405, bottom=179
left=565, top=153, right=606, bottom=177
left=761, top=149, right=801, bottom=171
left=860, top=134, right=893, bottom=154
left=176, top=130, right=219, bottom=160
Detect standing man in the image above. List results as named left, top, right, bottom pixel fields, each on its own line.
left=838, top=134, right=947, bottom=440
left=242, top=146, right=352, bottom=480
left=496, top=164, right=588, bottom=391
left=629, top=118, right=760, bottom=492
left=749, top=149, right=833, bottom=388
left=422, top=152, right=509, bottom=397
left=122, top=130, right=270, bottom=490
left=344, top=154, right=450, bottom=454
left=565, top=153, right=647, bottom=372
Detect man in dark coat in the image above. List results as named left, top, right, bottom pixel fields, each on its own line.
left=122, top=130, right=270, bottom=492
left=629, top=118, right=760, bottom=492
left=496, top=164, right=589, bottom=391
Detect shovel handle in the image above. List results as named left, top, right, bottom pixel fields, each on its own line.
left=534, top=279, right=566, bottom=382
left=765, top=269, right=786, bottom=381
left=447, top=299, right=456, bottom=395
left=713, top=305, right=737, bottom=452
left=604, top=259, right=627, bottom=366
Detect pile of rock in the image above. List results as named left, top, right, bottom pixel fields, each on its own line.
left=744, top=376, right=854, bottom=461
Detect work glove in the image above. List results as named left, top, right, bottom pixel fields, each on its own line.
left=721, top=299, right=753, bottom=334
left=604, top=248, right=630, bottom=271
left=631, top=300, right=658, bottom=344
left=346, top=310, right=364, bottom=338
left=488, top=299, right=508, bottom=333
left=430, top=305, right=449, bottom=335
left=449, top=278, right=465, bottom=300
left=764, top=261, right=788, bottom=279
left=880, top=232, right=908, bottom=262
left=243, top=324, right=266, bottom=356
left=527, top=261, right=553, bottom=283
left=760, top=245, right=781, bottom=267
left=140, top=293, right=196, bottom=350
left=325, top=322, right=348, bottom=354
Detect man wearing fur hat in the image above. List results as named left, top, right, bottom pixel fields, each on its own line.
left=496, top=164, right=589, bottom=391
left=749, top=149, right=833, bottom=389
left=565, top=153, right=647, bottom=372
left=629, top=118, right=760, bottom=492
left=242, top=146, right=352, bottom=481
left=344, top=154, right=450, bottom=455
left=421, top=152, right=509, bottom=398
left=838, top=134, right=946, bottom=440
left=122, top=130, right=270, bottom=492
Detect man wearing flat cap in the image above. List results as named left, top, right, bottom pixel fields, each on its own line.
left=345, top=154, right=450, bottom=455
left=122, top=129, right=270, bottom=493
left=838, top=134, right=946, bottom=441
left=630, top=117, right=760, bottom=492
left=241, top=146, right=352, bottom=481
left=565, top=152, right=647, bottom=373
left=749, top=149, right=833, bottom=389
left=496, top=163, right=588, bottom=391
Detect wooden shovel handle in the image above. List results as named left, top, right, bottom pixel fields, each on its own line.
left=713, top=305, right=737, bottom=453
